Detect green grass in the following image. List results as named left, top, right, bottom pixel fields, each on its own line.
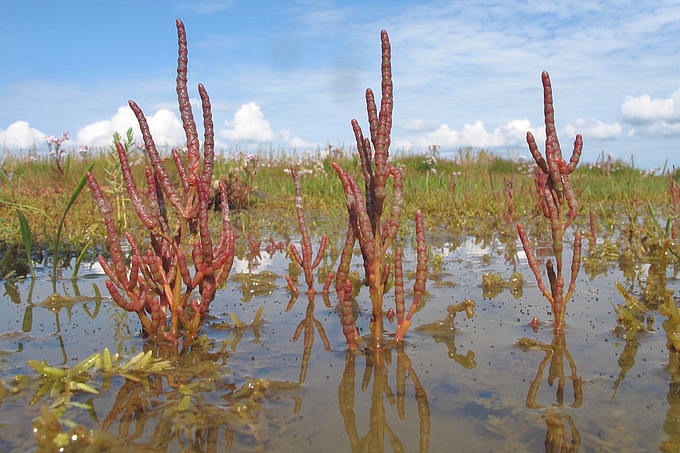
left=0, top=147, right=677, bottom=261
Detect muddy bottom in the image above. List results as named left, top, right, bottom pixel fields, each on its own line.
left=0, top=228, right=677, bottom=452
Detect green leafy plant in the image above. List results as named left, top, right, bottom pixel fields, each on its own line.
left=16, top=209, right=35, bottom=279
left=52, top=162, right=95, bottom=280
left=105, top=127, right=137, bottom=231
left=14, top=161, right=94, bottom=281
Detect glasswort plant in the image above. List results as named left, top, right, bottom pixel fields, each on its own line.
left=516, top=71, right=583, bottom=332
left=87, top=19, right=235, bottom=345
left=333, top=30, right=428, bottom=350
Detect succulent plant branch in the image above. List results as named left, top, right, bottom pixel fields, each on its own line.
left=87, top=19, right=235, bottom=344
left=516, top=71, right=583, bottom=332
left=333, top=30, right=427, bottom=350
left=394, top=210, right=427, bottom=341
left=287, top=166, right=329, bottom=299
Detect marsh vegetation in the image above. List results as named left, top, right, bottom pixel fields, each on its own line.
left=0, top=19, right=679, bottom=453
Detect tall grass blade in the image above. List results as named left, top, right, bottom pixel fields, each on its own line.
left=16, top=209, right=36, bottom=279
left=647, top=200, right=665, bottom=239
left=64, top=154, right=71, bottom=180
left=72, top=238, right=93, bottom=281
left=52, top=162, right=95, bottom=280
left=598, top=201, right=610, bottom=230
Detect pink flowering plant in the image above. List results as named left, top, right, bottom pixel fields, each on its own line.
left=45, top=131, right=69, bottom=178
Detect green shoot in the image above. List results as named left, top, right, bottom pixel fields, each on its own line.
left=52, top=162, right=95, bottom=280
left=16, top=209, right=35, bottom=279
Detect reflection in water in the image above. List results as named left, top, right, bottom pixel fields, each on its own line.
left=610, top=339, right=640, bottom=402
left=290, top=293, right=331, bottom=384
left=662, top=381, right=680, bottom=452
left=21, top=280, right=106, bottom=365
left=15, top=280, right=290, bottom=451
left=481, top=271, right=523, bottom=299
left=416, top=300, right=477, bottom=368
left=103, top=343, right=299, bottom=451
left=31, top=338, right=301, bottom=452
left=338, top=344, right=430, bottom=453
left=231, top=270, right=278, bottom=303
left=518, top=332, right=583, bottom=452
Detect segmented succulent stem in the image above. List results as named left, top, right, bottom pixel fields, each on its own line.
left=340, top=279, right=360, bottom=351
left=395, top=210, right=428, bottom=341
left=517, top=71, right=583, bottom=332
left=333, top=30, right=427, bottom=349
left=89, top=19, right=235, bottom=345
left=285, top=275, right=300, bottom=296
left=336, top=222, right=356, bottom=301
left=517, top=223, right=554, bottom=303
left=372, top=30, right=393, bottom=214
left=394, top=247, right=405, bottom=325
left=287, top=166, right=329, bottom=299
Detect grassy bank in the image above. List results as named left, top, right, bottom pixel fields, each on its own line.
left=0, top=145, right=677, bottom=268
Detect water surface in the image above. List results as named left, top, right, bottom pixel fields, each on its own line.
left=0, top=226, right=677, bottom=452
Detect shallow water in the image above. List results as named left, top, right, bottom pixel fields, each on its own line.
left=0, top=227, right=678, bottom=452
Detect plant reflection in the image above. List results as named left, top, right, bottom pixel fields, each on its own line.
left=231, top=271, right=278, bottom=303
left=415, top=299, right=476, bottom=368
left=289, top=292, right=332, bottom=384
left=610, top=338, right=640, bottom=403
left=209, top=306, right=265, bottom=352
left=481, top=271, right=523, bottom=299
left=661, top=381, right=680, bottom=452
left=338, top=344, right=430, bottom=453
left=19, top=280, right=106, bottom=366
left=102, top=343, right=298, bottom=451
left=35, top=281, right=104, bottom=332
left=517, top=332, right=583, bottom=452
left=32, top=335, right=301, bottom=452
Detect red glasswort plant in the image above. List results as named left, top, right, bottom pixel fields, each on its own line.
left=87, top=19, right=235, bottom=345
left=517, top=71, right=583, bottom=332
left=333, top=30, right=428, bottom=350
left=285, top=166, right=329, bottom=299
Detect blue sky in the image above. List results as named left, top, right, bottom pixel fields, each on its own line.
left=2, top=1, right=680, bottom=169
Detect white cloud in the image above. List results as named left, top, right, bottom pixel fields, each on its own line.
left=219, top=103, right=275, bottom=142
left=76, top=106, right=185, bottom=147
left=565, top=118, right=622, bottom=139
left=280, top=129, right=317, bottom=149
left=501, top=119, right=535, bottom=144
left=620, top=88, right=680, bottom=137
left=423, top=121, right=505, bottom=148
left=628, top=121, right=680, bottom=137
left=0, top=121, right=46, bottom=149
left=621, top=89, right=680, bottom=124
left=401, top=118, right=425, bottom=131
left=416, top=119, right=542, bottom=149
